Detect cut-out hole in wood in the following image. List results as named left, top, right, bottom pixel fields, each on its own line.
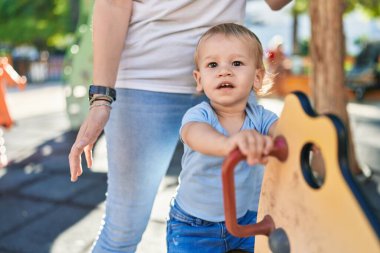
left=301, top=143, right=326, bottom=189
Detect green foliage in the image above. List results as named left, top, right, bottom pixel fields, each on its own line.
left=0, top=0, right=74, bottom=50
left=354, top=0, right=380, bottom=17
left=293, top=0, right=380, bottom=17
left=299, top=39, right=310, bottom=56
left=344, top=0, right=380, bottom=16
left=292, top=0, right=308, bottom=15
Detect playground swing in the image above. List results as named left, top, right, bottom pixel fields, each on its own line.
left=0, top=57, right=27, bottom=168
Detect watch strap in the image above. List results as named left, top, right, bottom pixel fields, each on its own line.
left=89, top=85, right=116, bottom=101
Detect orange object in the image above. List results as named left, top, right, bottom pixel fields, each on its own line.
left=222, top=136, right=288, bottom=238
left=0, top=57, right=27, bottom=128
left=222, top=92, right=379, bottom=253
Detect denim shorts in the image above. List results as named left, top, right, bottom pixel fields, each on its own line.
left=166, top=200, right=256, bottom=253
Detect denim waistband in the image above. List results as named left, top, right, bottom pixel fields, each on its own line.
left=169, top=199, right=257, bottom=227
left=169, top=200, right=216, bottom=226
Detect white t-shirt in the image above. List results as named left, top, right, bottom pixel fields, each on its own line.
left=116, top=0, right=247, bottom=93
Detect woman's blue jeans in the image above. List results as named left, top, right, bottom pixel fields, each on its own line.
left=167, top=200, right=256, bottom=253
left=92, top=89, right=206, bottom=252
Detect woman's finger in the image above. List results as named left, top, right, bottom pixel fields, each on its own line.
left=68, top=119, right=88, bottom=182
left=81, top=109, right=109, bottom=167
left=69, top=108, right=110, bottom=182
left=69, top=140, right=85, bottom=182
left=69, top=119, right=91, bottom=181
left=84, top=144, right=94, bottom=169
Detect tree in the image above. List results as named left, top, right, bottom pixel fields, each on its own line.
left=309, top=0, right=361, bottom=173
left=291, top=0, right=380, bottom=55
left=0, top=0, right=76, bottom=50
left=291, top=0, right=308, bottom=54
left=293, top=0, right=380, bottom=174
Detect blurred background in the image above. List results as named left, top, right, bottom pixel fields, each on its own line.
left=0, top=0, right=379, bottom=252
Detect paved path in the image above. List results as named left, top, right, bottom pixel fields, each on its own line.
left=1, top=82, right=179, bottom=253
left=1, top=82, right=379, bottom=253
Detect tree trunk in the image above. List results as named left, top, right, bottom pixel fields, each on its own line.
left=309, top=0, right=361, bottom=174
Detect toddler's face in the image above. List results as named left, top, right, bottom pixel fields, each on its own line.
left=193, top=34, right=263, bottom=108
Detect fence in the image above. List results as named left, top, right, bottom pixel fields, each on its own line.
left=13, top=55, right=65, bottom=83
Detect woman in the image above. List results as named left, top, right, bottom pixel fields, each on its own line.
left=68, top=1, right=292, bottom=252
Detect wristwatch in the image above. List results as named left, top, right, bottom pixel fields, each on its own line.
left=89, top=85, right=116, bottom=101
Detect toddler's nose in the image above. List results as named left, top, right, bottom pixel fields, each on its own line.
left=217, top=65, right=232, bottom=77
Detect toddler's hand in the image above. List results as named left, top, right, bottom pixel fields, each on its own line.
left=226, top=130, right=273, bottom=165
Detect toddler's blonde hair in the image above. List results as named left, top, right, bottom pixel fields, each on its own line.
left=194, top=23, right=273, bottom=95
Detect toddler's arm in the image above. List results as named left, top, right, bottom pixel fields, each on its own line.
left=181, top=122, right=276, bottom=165
left=181, top=122, right=228, bottom=156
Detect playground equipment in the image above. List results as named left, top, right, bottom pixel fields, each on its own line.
left=222, top=92, right=380, bottom=253
left=0, top=57, right=27, bottom=167
left=63, top=0, right=94, bottom=130
left=0, top=57, right=27, bottom=128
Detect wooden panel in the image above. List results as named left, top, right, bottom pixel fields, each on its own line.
left=255, top=93, right=379, bottom=253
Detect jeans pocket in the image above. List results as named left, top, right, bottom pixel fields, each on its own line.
left=167, top=218, right=190, bottom=253
left=168, top=216, right=191, bottom=231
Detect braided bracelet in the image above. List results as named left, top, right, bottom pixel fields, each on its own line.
left=89, top=103, right=112, bottom=110
left=89, top=95, right=114, bottom=105
left=90, top=98, right=113, bottom=105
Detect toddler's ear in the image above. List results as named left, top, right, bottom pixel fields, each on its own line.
left=253, top=68, right=264, bottom=90
left=193, top=70, right=203, bottom=92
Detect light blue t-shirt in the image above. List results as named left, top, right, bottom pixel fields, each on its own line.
left=175, top=101, right=278, bottom=222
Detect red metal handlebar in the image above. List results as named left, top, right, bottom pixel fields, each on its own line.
left=222, top=135, right=288, bottom=237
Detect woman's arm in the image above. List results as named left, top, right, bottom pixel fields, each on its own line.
left=265, top=0, right=292, bottom=10
left=69, top=0, right=133, bottom=182
left=93, top=0, right=132, bottom=87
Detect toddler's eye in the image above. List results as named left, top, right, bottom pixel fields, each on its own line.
left=208, top=62, right=217, bottom=68
left=232, top=61, right=242, bottom=66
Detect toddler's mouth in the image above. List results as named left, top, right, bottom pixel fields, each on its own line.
left=217, top=83, right=234, bottom=89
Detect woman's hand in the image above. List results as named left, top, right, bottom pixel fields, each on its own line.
left=68, top=106, right=111, bottom=182
left=226, top=130, right=274, bottom=165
